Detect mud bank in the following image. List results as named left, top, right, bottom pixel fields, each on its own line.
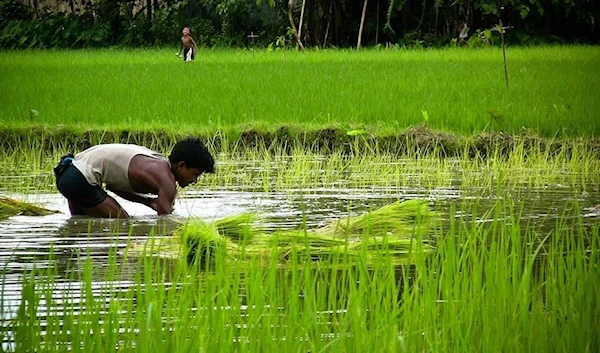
left=1, top=126, right=599, bottom=158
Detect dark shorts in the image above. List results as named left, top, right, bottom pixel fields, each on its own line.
left=183, top=47, right=194, bottom=61
left=55, top=158, right=107, bottom=208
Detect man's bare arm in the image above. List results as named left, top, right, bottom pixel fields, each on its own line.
left=110, top=186, right=174, bottom=215
left=192, top=38, right=198, bottom=54
left=154, top=180, right=176, bottom=215
left=127, top=156, right=178, bottom=216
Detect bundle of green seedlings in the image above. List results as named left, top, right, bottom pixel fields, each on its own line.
left=0, top=196, right=57, bottom=220
left=136, top=199, right=436, bottom=268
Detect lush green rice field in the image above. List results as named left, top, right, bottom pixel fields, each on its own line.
left=1, top=46, right=599, bottom=137
left=1, top=47, right=599, bottom=352
left=2, top=145, right=600, bottom=352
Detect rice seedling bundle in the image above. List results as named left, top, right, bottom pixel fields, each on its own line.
left=0, top=196, right=57, bottom=220
left=314, top=199, right=433, bottom=238
left=139, top=199, right=436, bottom=267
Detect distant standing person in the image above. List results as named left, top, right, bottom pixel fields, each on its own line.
left=177, top=27, right=198, bottom=62
left=54, top=138, right=215, bottom=218
left=456, top=19, right=469, bottom=45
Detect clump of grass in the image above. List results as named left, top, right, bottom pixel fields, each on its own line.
left=214, top=213, right=258, bottom=242
left=0, top=196, right=57, bottom=220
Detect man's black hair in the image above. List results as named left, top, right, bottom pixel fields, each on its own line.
left=169, top=137, right=215, bottom=173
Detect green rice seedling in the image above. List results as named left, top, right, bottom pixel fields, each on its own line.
left=177, top=221, right=240, bottom=268
left=0, top=196, right=57, bottom=220
left=1, top=47, right=599, bottom=137
left=143, top=200, right=436, bottom=268
left=272, top=233, right=427, bottom=265
left=315, top=199, right=434, bottom=238
left=213, top=212, right=260, bottom=242
left=394, top=199, right=600, bottom=352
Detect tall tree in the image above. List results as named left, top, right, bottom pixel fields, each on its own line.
left=147, top=0, right=153, bottom=21
left=287, top=0, right=305, bottom=49
left=357, top=0, right=368, bottom=49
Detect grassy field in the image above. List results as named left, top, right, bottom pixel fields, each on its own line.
left=1, top=46, right=599, bottom=352
left=1, top=46, right=599, bottom=138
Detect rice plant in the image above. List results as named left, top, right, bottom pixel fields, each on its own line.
left=1, top=47, right=599, bottom=137
left=3, top=197, right=598, bottom=352
left=130, top=199, right=436, bottom=268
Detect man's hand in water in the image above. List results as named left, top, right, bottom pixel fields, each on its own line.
left=149, top=198, right=158, bottom=211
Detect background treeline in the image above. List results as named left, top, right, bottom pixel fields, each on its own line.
left=1, top=0, right=598, bottom=49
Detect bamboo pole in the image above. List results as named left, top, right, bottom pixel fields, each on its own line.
left=499, top=19, right=509, bottom=88
left=298, top=0, right=307, bottom=41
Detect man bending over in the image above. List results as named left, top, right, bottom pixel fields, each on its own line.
left=54, top=137, right=215, bottom=218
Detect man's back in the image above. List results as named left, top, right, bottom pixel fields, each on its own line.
left=55, top=138, right=214, bottom=218
left=72, top=144, right=167, bottom=193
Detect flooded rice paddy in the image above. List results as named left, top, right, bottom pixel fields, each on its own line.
left=1, top=154, right=599, bottom=351
left=2, top=185, right=598, bottom=274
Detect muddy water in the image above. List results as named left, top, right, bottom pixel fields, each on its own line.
left=2, top=184, right=598, bottom=277
left=1, top=171, right=599, bottom=347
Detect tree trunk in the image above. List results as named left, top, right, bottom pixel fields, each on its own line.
left=323, top=1, right=333, bottom=47
left=416, top=0, right=426, bottom=32
left=375, top=0, right=379, bottom=44
left=147, top=0, right=153, bottom=22
left=298, top=0, right=307, bottom=42
left=357, top=0, right=368, bottom=49
left=288, top=0, right=305, bottom=50
left=31, top=0, right=39, bottom=18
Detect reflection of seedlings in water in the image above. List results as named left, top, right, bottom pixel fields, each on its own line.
left=56, top=217, right=179, bottom=238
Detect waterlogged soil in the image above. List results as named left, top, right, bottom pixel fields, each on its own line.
left=2, top=181, right=599, bottom=279
left=2, top=126, right=600, bottom=158
left=1, top=155, right=599, bottom=338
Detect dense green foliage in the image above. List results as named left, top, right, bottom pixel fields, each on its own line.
left=1, top=47, right=599, bottom=138
left=0, top=0, right=598, bottom=49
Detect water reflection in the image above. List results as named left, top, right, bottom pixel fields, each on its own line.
left=1, top=180, right=599, bottom=349
left=1, top=184, right=598, bottom=278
